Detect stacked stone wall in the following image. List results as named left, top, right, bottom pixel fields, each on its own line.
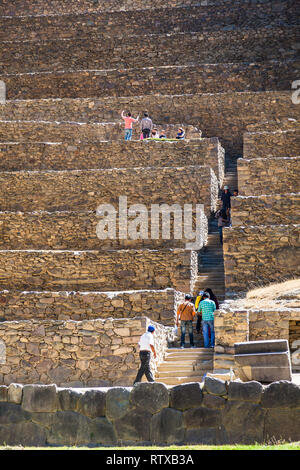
left=0, top=208, right=208, bottom=251
left=238, top=157, right=300, bottom=196
left=223, top=225, right=300, bottom=294
left=0, top=379, right=299, bottom=446
left=243, top=130, right=300, bottom=158
left=230, top=194, right=300, bottom=226
left=0, top=289, right=183, bottom=325
left=2, top=61, right=296, bottom=100
left=0, top=166, right=218, bottom=214
left=0, top=139, right=225, bottom=184
left=2, top=28, right=298, bottom=74
left=1, top=2, right=297, bottom=42
left=0, top=249, right=198, bottom=293
left=0, top=317, right=174, bottom=387
left=1, top=92, right=297, bottom=156
left=0, top=120, right=200, bottom=143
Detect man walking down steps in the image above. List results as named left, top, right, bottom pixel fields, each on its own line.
left=133, top=325, right=157, bottom=384
left=176, top=294, right=196, bottom=349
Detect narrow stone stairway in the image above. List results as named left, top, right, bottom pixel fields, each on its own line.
left=155, top=347, right=214, bottom=385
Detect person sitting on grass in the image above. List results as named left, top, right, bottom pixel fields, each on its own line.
left=159, top=130, right=167, bottom=139
left=176, top=127, right=185, bottom=140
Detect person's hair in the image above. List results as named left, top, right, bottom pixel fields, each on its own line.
left=127, top=112, right=131, bottom=117
left=185, top=294, right=192, bottom=301
left=205, top=288, right=216, bottom=301
left=202, top=292, right=210, bottom=299
left=234, top=189, right=238, bottom=193
left=144, top=112, right=148, bottom=117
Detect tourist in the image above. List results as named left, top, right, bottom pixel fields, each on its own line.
left=121, top=110, right=139, bottom=141
left=159, top=130, right=167, bottom=139
left=198, top=292, right=216, bottom=348
left=204, top=288, right=219, bottom=310
left=216, top=208, right=228, bottom=244
left=151, top=128, right=159, bottom=138
left=133, top=325, right=156, bottom=384
left=140, top=112, right=153, bottom=139
left=233, top=189, right=239, bottom=197
left=176, top=127, right=185, bottom=140
left=195, top=291, right=204, bottom=334
left=176, top=294, right=196, bottom=349
left=221, top=186, right=232, bottom=212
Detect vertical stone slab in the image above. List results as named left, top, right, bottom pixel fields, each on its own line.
left=0, top=81, right=5, bottom=105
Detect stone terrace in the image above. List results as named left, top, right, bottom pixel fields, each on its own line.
left=0, top=0, right=299, bottom=392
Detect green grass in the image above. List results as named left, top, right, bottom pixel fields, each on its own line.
left=1, top=443, right=300, bottom=450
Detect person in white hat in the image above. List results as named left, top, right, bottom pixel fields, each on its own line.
left=221, top=185, right=232, bottom=213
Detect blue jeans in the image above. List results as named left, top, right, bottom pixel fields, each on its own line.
left=180, top=320, right=194, bottom=347
left=202, top=320, right=215, bottom=348
left=125, top=129, right=132, bottom=141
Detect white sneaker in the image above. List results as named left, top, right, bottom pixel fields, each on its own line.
left=180, top=346, right=184, bottom=349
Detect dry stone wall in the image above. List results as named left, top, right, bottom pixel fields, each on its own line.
left=243, top=130, right=300, bottom=158
left=0, top=139, right=225, bottom=184
left=0, top=379, right=299, bottom=446
left=1, top=28, right=297, bottom=74
left=1, top=91, right=297, bottom=156
left=0, top=209, right=208, bottom=251
left=1, top=2, right=297, bottom=41
left=0, top=249, right=198, bottom=293
left=2, top=61, right=295, bottom=100
left=0, top=166, right=218, bottom=214
left=230, top=194, right=300, bottom=226
left=223, top=225, right=300, bottom=294
left=238, top=157, right=300, bottom=196
left=0, top=289, right=184, bottom=325
left=0, top=317, right=174, bottom=387
left=0, top=120, right=201, bottom=143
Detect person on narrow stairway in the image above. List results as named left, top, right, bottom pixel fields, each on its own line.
left=204, top=288, right=220, bottom=310
left=198, top=291, right=216, bottom=349
left=176, top=294, right=196, bottom=349
left=221, top=186, right=232, bottom=212
left=133, top=325, right=156, bottom=384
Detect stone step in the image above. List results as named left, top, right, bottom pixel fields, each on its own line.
left=156, top=376, right=206, bottom=385
left=157, top=368, right=213, bottom=378
left=0, top=120, right=201, bottom=144
left=2, top=28, right=298, bottom=74
left=0, top=248, right=195, bottom=292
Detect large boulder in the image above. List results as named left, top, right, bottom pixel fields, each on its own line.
left=7, top=383, right=23, bottom=405
left=130, top=382, right=169, bottom=414
left=203, top=376, right=227, bottom=396
left=114, top=407, right=152, bottom=443
left=169, top=382, right=203, bottom=411
left=106, top=387, right=130, bottom=421
left=46, top=411, right=92, bottom=446
left=77, top=389, right=107, bottom=418
left=261, top=381, right=300, bottom=408
left=22, top=384, right=58, bottom=413
left=150, top=408, right=184, bottom=444
left=228, top=381, right=263, bottom=403
left=221, top=401, right=266, bottom=444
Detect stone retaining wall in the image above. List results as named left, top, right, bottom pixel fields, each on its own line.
left=0, top=317, right=174, bottom=387
left=0, top=208, right=208, bottom=251
left=2, top=91, right=297, bottom=156
left=0, top=166, right=218, bottom=214
left=0, top=248, right=198, bottom=293
left=223, top=225, right=300, bottom=294
left=230, top=193, right=300, bottom=226
left=0, top=379, right=299, bottom=445
left=0, top=289, right=184, bottom=325
left=214, top=309, right=249, bottom=351
left=2, top=61, right=295, bottom=100
left=1, top=2, right=297, bottom=41
left=0, top=120, right=201, bottom=143
left=1, top=28, right=297, bottom=74
left=0, top=139, right=225, bottom=184
left=238, top=157, right=300, bottom=196
left=243, top=130, right=300, bottom=158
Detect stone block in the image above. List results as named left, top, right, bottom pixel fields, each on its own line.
left=264, top=408, right=300, bottom=443
left=203, top=376, right=227, bottom=396
left=228, top=381, right=263, bottom=403
left=77, top=389, right=107, bottom=418
left=130, top=382, right=169, bottom=414
left=150, top=408, right=185, bottom=444
left=46, top=410, right=92, bottom=446
left=0, top=402, right=31, bottom=424
left=7, top=383, right=23, bottom=404
left=185, top=427, right=217, bottom=445
left=183, top=407, right=220, bottom=429
left=114, top=407, right=152, bottom=442
left=106, top=387, right=130, bottom=421
left=261, top=381, right=300, bottom=409
left=0, top=422, right=46, bottom=446
left=222, top=401, right=265, bottom=444
left=0, top=386, right=7, bottom=402
left=57, top=388, right=84, bottom=412
left=22, top=384, right=58, bottom=413
left=169, top=382, right=203, bottom=411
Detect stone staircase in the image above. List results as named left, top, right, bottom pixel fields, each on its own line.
left=155, top=347, right=214, bottom=385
